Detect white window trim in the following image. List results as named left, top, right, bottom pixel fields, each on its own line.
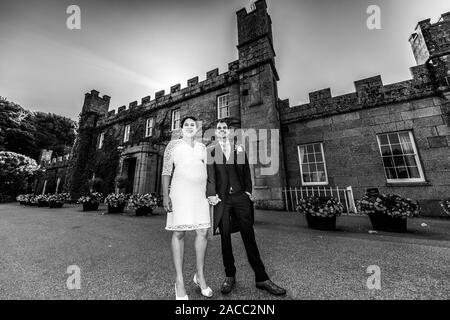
left=376, top=131, right=425, bottom=183
left=297, top=143, right=329, bottom=186
left=217, top=93, right=229, bottom=119
left=123, top=124, right=130, bottom=143
left=145, top=117, right=154, bottom=137
left=171, top=109, right=180, bottom=131
left=98, top=132, right=104, bottom=149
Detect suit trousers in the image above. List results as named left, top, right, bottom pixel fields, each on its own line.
left=219, top=191, right=269, bottom=283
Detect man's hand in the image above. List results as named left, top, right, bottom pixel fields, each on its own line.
left=163, top=195, right=172, bottom=212
left=245, top=192, right=255, bottom=202
left=208, top=194, right=221, bottom=206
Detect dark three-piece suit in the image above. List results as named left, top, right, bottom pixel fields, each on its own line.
left=206, top=142, right=269, bottom=282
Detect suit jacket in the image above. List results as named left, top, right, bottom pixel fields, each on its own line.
left=206, top=141, right=254, bottom=236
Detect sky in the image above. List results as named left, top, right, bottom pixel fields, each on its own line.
left=0, top=0, right=449, bottom=120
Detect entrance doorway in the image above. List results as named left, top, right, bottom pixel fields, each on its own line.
left=123, top=157, right=136, bottom=194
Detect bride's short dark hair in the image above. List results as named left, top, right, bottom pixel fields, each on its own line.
left=181, top=116, right=197, bottom=127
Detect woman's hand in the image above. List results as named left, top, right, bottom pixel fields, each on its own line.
left=208, top=194, right=221, bottom=206
left=163, top=195, right=172, bottom=212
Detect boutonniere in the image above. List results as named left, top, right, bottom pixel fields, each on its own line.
left=235, top=144, right=244, bottom=153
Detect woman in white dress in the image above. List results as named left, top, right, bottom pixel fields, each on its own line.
left=162, top=116, right=214, bottom=300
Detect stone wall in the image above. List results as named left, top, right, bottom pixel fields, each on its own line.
left=281, top=94, right=450, bottom=216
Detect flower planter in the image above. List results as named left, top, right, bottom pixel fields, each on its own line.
left=38, top=201, right=49, bottom=207
left=368, top=213, right=407, bottom=233
left=305, top=213, right=336, bottom=231
left=107, top=204, right=125, bottom=214
left=135, top=206, right=153, bottom=216
left=49, top=201, right=64, bottom=208
left=82, top=202, right=99, bottom=211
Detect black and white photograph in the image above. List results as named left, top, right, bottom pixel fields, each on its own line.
left=0, top=0, right=449, bottom=311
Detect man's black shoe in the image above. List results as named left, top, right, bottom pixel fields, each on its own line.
left=255, top=280, right=286, bottom=296
left=221, top=277, right=236, bottom=294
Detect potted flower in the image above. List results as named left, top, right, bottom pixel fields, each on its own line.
left=439, top=199, right=450, bottom=216
left=48, top=193, right=71, bottom=208
left=16, top=194, right=27, bottom=205
left=36, top=194, right=50, bottom=207
left=128, top=193, right=158, bottom=216
left=26, top=194, right=38, bottom=206
left=78, top=192, right=103, bottom=211
left=150, top=192, right=163, bottom=207
left=357, top=193, right=420, bottom=232
left=296, top=196, right=343, bottom=230
left=104, top=193, right=128, bottom=213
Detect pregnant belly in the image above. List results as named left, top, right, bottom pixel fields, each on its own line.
left=174, top=163, right=207, bottom=184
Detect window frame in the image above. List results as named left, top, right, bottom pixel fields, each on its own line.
left=145, top=117, right=154, bottom=137
left=171, top=109, right=180, bottom=131
left=376, top=130, right=425, bottom=183
left=123, top=124, right=131, bottom=143
left=297, top=142, right=329, bottom=186
left=217, top=93, right=230, bottom=119
left=98, top=132, right=105, bottom=149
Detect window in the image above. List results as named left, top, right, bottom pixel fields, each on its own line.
left=217, top=94, right=229, bottom=119
left=145, top=117, right=154, bottom=137
left=98, top=132, right=104, bottom=149
left=377, top=131, right=425, bottom=183
left=123, top=124, right=130, bottom=143
left=171, top=109, right=180, bottom=131
left=297, top=143, right=328, bottom=185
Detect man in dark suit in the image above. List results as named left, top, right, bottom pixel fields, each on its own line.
left=206, top=119, right=286, bottom=296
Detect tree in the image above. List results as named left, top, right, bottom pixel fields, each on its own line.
left=0, top=98, right=76, bottom=160
left=0, top=151, right=43, bottom=198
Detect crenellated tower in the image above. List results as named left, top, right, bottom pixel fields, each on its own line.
left=409, top=12, right=450, bottom=98
left=65, top=90, right=111, bottom=198
left=236, top=0, right=285, bottom=209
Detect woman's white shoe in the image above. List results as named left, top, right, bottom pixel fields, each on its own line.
left=175, top=283, right=188, bottom=300
left=193, top=274, right=213, bottom=298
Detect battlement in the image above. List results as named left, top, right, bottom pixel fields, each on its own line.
left=280, top=64, right=435, bottom=123
left=236, top=0, right=267, bottom=19
left=39, top=151, right=71, bottom=168
left=99, top=60, right=240, bottom=125
left=81, top=89, right=110, bottom=116
left=236, top=0, right=273, bottom=48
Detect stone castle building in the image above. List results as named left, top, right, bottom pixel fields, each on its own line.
left=35, top=1, right=450, bottom=216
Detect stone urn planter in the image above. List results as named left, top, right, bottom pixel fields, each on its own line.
left=358, top=192, right=420, bottom=233
left=38, top=200, right=50, bottom=207
left=107, top=204, right=125, bottom=214
left=305, top=213, right=337, bottom=231
left=83, top=202, right=99, bottom=211
left=104, top=193, right=128, bottom=214
left=135, top=206, right=153, bottom=216
left=128, top=194, right=159, bottom=217
left=47, top=193, right=70, bottom=209
left=49, top=201, right=64, bottom=208
left=297, top=196, right=343, bottom=231
left=78, top=193, right=104, bottom=212
left=367, top=213, right=407, bottom=232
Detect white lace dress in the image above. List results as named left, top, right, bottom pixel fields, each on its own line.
left=162, top=139, right=211, bottom=231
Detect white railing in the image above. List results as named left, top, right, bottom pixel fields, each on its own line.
left=282, top=186, right=358, bottom=214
